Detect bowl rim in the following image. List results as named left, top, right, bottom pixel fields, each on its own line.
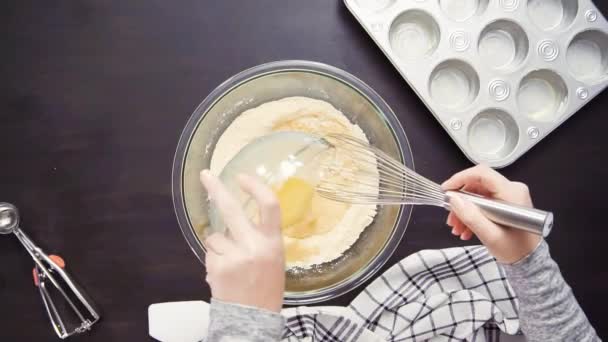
left=172, top=60, right=415, bottom=304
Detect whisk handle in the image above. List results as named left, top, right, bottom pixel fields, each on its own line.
left=445, top=191, right=553, bottom=237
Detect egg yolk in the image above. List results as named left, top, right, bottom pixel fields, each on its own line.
left=274, top=177, right=348, bottom=242
left=275, top=177, right=316, bottom=237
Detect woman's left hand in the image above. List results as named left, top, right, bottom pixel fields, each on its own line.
left=200, top=170, right=285, bottom=313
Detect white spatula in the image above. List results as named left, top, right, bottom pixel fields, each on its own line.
left=148, top=301, right=209, bottom=342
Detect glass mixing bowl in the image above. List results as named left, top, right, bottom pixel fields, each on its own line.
left=172, top=60, right=414, bottom=304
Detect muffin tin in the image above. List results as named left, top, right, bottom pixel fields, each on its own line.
left=344, top=0, right=608, bottom=167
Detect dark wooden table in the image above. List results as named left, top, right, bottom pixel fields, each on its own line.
left=2, top=1, right=607, bottom=340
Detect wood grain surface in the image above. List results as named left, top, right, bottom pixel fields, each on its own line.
left=1, top=1, right=607, bottom=340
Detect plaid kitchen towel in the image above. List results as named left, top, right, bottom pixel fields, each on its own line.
left=281, top=246, right=521, bottom=342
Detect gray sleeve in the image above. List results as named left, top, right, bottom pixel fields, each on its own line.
left=502, top=240, right=600, bottom=342
left=206, top=298, right=284, bottom=342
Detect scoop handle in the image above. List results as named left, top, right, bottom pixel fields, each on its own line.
left=445, top=191, right=553, bottom=237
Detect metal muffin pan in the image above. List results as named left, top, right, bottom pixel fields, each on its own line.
left=345, top=0, right=608, bottom=167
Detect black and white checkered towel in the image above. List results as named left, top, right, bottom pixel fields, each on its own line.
left=281, top=246, right=521, bottom=342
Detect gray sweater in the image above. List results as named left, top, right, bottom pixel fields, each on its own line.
left=207, top=241, right=600, bottom=342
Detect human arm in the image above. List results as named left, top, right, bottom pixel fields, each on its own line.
left=502, top=239, right=600, bottom=341
left=200, top=170, right=285, bottom=342
left=442, top=165, right=600, bottom=341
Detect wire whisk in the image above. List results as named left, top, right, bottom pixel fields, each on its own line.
left=316, top=133, right=553, bottom=237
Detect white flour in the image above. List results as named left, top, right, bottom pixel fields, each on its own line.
left=209, top=97, right=377, bottom=268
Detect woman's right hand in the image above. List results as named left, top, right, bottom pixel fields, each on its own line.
left=441, top=165, right=542, bottom=264
left=200, top=170, right=285, bottom=313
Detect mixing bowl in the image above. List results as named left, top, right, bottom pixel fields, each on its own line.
left=172, top=60, right=414, bottom=304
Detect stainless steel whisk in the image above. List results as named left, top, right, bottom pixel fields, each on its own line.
left=0, top=203, right=100, bottom=339
left=316, top=134, right=553, bottom=237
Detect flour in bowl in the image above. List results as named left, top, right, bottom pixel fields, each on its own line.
left=209, top=97, right=377, bottom=268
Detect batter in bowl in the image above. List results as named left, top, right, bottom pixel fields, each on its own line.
left=209, top=97, right=378, bottom=269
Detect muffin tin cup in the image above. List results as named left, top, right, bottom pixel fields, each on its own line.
left=479, top=20, right=530, bottom=71
left=517, top=69, right=568, bottom=122
left=429, top=59, right=480, bottom=111
left=345, top=0, right=608, bottom=167
left=528, top=0, right=579, bottom=31
left=567, top=29, right=608, bottom=83
left=440, top=0, right=489, bottom=22
left=389, top=10, right=441, bottom=60
left=468, top=109, right=520, bottom=160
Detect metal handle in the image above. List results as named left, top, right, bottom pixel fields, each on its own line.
left=36, top=266, right=71, bottom=339
left=14, top=228, right=100, bottom=338
left=445, top=191, right=553, bottom=237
